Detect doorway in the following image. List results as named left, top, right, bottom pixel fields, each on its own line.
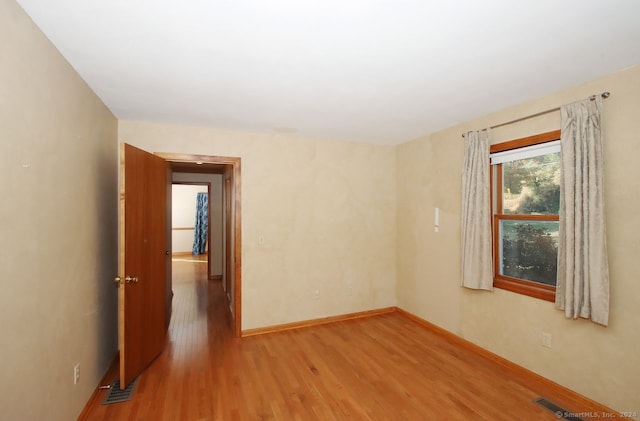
left=158, top=152, right=242, bottom=337
left=170, top=180, right=224, bottom=282
left=171, top=182, right=210, bottom=257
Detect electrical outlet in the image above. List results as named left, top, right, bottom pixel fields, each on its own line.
left=541, top=332, right=552, bottom=348
left=73, top=363, right=80, bottom=385
left=312, top=289, right=320, bottom=300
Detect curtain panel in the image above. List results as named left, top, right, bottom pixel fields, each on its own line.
left=556, top=97, right=610, bottom=325
left=461, top=130, right=493, bottom=290
left=192, top=192, right=209, bottom=255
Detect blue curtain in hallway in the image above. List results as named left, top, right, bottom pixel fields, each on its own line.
left=192, top=192, right=208, bottom=255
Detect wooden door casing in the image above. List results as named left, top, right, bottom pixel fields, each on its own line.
left=224, top=176, right=232, bottom=297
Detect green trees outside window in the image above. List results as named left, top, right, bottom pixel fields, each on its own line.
left=498, top=151, right=560, bottom=287
left=491, top=128, right=561, bottom=302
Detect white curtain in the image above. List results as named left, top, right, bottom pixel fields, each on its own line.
left=461, top=130, right=493, bottom=290
left=556, top=96, right=610, bottom=325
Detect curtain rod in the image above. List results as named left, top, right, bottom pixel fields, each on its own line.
left=461, top=91, right=611, bottom=138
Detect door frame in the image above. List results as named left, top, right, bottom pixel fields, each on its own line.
left=224, top=177, right=232, bottom=297
left=171, top=181, right=212, bottom=278
left=156, top=152, right=242, bottom=337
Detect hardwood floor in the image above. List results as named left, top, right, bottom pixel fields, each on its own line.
left=81, top=260, right=616, bottom=420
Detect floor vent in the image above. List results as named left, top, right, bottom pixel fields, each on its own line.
left=102, top=378, right=138, bottom=405
left=534, top=397, right=584, bottom=421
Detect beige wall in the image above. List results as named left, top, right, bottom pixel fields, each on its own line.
left=0, top=1, right=118, bottom=420
left=396, top=64, right=640, bottom=412
left=119, top=121, right=398, bottom=330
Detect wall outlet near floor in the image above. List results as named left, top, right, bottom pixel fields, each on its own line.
left=312, top=289, right=320, bottom=300
left=541, top=332, right=552, bottom=348
left=73, top=363, right=80, bottom=385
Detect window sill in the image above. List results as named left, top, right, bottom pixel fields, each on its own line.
left=493, top=276, right=555, bottom=302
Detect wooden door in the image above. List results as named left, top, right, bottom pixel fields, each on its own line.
left=118, top=143, right=167, bottom=388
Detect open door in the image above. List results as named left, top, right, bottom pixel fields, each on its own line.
left=117, top=143, right=168, bottom=388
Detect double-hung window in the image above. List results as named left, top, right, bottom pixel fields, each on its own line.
left=491, top=130, right=561, bottom=301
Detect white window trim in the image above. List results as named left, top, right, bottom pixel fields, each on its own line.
left=490, top=140, right=560, bottom=165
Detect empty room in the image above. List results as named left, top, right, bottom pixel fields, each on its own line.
left=1, top=0, right=639, bottom=420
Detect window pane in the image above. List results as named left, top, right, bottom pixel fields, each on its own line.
left=502, top=152, right=560, bottom=215
left=500, top=220, right=558, bottom=286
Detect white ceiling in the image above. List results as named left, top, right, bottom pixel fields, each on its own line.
left=15, top=0, right=640, bottom=145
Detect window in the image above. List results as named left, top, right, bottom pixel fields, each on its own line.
left=491, top=130, right=561, bottom=301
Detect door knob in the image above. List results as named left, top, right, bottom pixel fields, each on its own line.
left=114, top=276, right=139, bottom=285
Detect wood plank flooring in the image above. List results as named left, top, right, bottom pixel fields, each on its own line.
left=81, top=259, right=612, bottom=420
